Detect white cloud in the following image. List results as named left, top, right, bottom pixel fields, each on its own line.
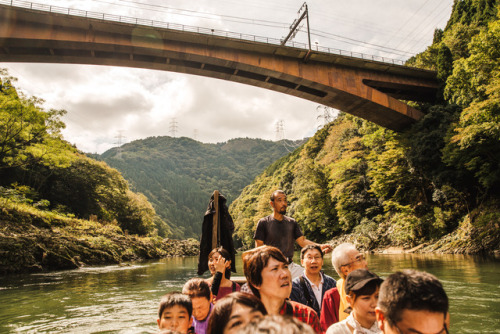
left=3, top=0, right=453, bottom=153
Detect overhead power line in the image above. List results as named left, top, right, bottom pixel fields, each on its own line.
left=113, top=0, right=289, bottom=27
left=87, top=0, right=420, bottom=58
left=397, top=7, right=453, bottom=56
left=390, top=0, right=450, bottom=53
left=383, top=0, right=433, bottom=48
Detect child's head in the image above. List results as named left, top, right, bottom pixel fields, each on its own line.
left=157, top=292, right=193, bottom=333
left=345, top=269, right=383, bottom=327
left=182, top=278, right=212, bottom=321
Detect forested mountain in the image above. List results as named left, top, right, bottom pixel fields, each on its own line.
left=230, top=0, right=500, bottom=253
left=0, top=70, right=202, bottom=273
left=97, top=137, right=303, bottom=238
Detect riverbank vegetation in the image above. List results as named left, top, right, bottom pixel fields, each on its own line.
left=0, top=198, right=199, bottom=274
left=230, top=0, right=500, bottom=254
left=0, top=70, right=198, bottom=274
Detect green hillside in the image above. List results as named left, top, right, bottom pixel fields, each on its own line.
left=230, top=0, right=500, bottom=253
left=0, top=70, right=201, bottom=274
left=97, top=136, right=303, bottom=238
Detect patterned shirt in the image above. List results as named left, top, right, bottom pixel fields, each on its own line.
left=240, top=282, right=254, bottom=295
left=279, top=300, right=322, bottom=333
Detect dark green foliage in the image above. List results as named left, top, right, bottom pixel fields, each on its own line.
left=436, top=43, right=454, bottom=100
left=230, top=4, right=500, bottom=252
left=405, top=104, right=461, bottom=184
left=97, top=136, right=299, bottom=238
left=446, top=0, right=498, bottom=29
left=1, top=70, right=163, bottom=237
left=433, top=29, right=444, bottom=44
left=443, top=10, right=500, bottom=192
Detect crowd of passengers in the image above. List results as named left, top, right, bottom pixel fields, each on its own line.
left=156, top=243, right=450, bottom=334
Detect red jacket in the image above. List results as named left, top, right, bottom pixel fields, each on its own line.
left=320, top=287, right=340, bottom=332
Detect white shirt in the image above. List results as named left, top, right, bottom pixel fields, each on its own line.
left=304, top=273, right=324, bottom=308
left=327, top=314, right=381, bottom=334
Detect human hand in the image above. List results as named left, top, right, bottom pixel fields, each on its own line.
left=214, top=256, right=229, bottom=273
left=321, top=244, right=333, bottom=254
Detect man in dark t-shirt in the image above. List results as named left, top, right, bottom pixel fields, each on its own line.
left=254, top=190, right=332, bottom=279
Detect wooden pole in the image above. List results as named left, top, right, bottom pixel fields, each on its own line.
left=212, top=190, right=219, bottom=250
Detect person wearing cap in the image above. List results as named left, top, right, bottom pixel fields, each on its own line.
left=375, top=270, right=450, bottom=334
left=326, top=269, right=383, bottom=334
left=254, top=190, right=333, bottom=279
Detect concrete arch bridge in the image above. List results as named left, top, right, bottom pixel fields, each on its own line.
left=0, top=1, right=438, bottom=131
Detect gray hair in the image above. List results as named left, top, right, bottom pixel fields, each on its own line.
left=237, top=314, right=315, bottom=334
left=331, top=243, right=358, bottom=278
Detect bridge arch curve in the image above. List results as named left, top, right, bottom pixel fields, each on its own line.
left=0, top=3, right=438, bottom=131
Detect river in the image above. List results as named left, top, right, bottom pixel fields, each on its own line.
left=0, top=253, right=499, bottom=333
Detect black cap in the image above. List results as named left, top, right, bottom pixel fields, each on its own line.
left=345, top=269, right=383, bottom=294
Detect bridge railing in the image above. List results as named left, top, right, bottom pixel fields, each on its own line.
left=1, top=0, right=407, bottom=66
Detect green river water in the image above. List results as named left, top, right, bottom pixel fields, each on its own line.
left=0, top=253, right=499, bottom=333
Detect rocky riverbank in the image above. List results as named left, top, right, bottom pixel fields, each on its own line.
left=0, top=202, right=200, bottom=275
left=328, top=213, right=500, bottom=256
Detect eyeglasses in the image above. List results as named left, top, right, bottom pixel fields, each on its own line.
left=340, top=254, right=365, bottom=267
left=392, top=321, right=449, bottom=334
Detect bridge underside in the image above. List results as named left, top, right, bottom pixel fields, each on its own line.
left=0, top=5, right=438, bottom=131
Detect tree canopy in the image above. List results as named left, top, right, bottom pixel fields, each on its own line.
left=0, top=70, right=162, bottom=237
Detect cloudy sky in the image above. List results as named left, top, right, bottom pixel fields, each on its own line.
left=3, top=0, right=453, bottom=153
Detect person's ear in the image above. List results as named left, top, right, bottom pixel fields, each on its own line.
left=445, top=312, right=450, bottom=329
left=375, top=308, right=385, bottom=331
left=346, top=294, right=354, bottom=308
left=341, top=266, right=350, bottom=277
left=156, top=318, right=161, bottom=328
left=188, top=316, right=193, bottom=327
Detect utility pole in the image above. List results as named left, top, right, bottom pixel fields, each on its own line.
left=114, top=130, right=126, bottom=159
left=316, top=105, right=337, bottom=129
left=281, top=2, right=312, bottom=60
left=275, top=120, right=285, bottom=141
left=193, top=129, right=198, bottom=141
left=169, top=117, right=178, bottom=138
